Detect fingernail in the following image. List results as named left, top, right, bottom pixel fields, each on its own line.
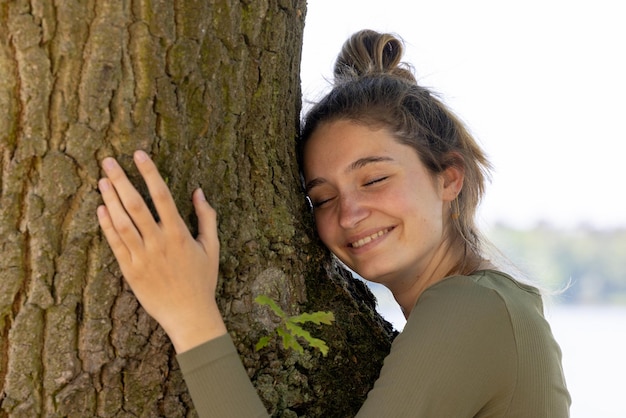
left=196, top=188, right=206, bottom=201
left=135, top=150, right=149, bottom=163
left=102, top=157, right=116, bottom=171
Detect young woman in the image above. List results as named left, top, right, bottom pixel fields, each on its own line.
left=97, top=30, right=571, bottom=417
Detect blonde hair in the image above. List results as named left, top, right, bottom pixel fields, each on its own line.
left=299, top=30, right=493, bottom=275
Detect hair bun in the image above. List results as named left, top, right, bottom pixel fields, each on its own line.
left=333, top=29, right=415, bottom=83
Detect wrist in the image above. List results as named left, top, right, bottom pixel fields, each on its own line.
left=167, top=305, right=228, bottom=354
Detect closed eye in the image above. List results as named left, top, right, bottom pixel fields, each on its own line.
left=311, top=196, right=335, bottom=209
left=364, top=176, right=388, bottom=186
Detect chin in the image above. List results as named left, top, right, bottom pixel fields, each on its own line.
left=337, top=255, right=397, bottom=285
left=351, top=266, right=392, bottom=285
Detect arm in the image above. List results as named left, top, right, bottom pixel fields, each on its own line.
left=175, top=275, right=519, bottom=418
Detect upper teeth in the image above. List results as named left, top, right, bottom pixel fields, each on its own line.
left=351, top=229, right=389, bottom=248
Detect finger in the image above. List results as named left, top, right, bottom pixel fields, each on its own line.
left=97, top=204, right=131, bottom=265
left=133, top=150, right=186, bottom=231
left=193, top=188, right=220, bottom=260
left=98, top=177, right=144, bottom=251
left=101, top=156, right=160, bottom=238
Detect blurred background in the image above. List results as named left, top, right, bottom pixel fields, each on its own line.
left=301, top=1, right=626, bottom=416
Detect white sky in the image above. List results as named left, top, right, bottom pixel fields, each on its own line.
left=301, top=0, right=626, bottom=229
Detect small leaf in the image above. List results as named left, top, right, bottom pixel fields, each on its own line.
left=286, top=321, right=330, bottom=356
left=285, top=321, right=313, bottom=340
left=254, top=295, right=334, bottom=357
left=277, top=326, right=304, bottom=354
left=307, top=337, right=330, bottom=357
left=255, top=336, right=271, bottom=352
left=291, top=311, right=335, bottom=325
left=255, top=294, right=286, bottom=319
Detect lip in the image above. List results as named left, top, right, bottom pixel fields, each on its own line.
left=347, top=226, right=395, bottom=250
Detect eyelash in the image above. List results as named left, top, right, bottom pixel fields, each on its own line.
left=308, top=198, right=328, bottom=209
left=364, top=176, right=388, bottom=186
left=310, top=177, right=389, bottom=209
left=309, top=176, right=388, bottom=209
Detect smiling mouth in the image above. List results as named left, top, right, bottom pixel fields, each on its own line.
left=349, top=228, right=392, bottom=249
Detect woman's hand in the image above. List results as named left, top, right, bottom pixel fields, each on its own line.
left=97, top=150, right=227, bottom=353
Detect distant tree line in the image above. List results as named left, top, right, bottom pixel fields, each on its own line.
left=486, top=224, right=626, bottom=305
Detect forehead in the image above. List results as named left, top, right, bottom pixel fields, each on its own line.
left=303, top=119, right=406, bottom=175
left=305, top=119, right=393, bottom=154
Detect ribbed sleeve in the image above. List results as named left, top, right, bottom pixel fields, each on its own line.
left=177, top=334, right=269, bottom=417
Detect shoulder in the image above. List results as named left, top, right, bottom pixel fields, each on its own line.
left=425, top=269, right=542, bottom=300
left=365, top=271, right=520, bottom=413
left=398, top=273, right=515, bottom=359
left=405, top=270, right=559, bottom=385
left=413, top=270, right=543, bottom=326
left=400, top=269, right=550, bottom=363
left=369, top=271, right=570, bottom=415
left=412, top=271, right=526, bottom=322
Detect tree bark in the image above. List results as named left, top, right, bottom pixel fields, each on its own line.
left=0, top=1, right=394, bottom=417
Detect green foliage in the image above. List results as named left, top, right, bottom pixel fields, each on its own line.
left=254, top=295, right=335, bottom=356
left=487, top=224, right=626, bottom=304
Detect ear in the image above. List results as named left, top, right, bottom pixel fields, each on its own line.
left=441, top=163, right=464, bottom=202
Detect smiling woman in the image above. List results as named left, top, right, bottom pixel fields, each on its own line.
left=298, top=30, right=492, bottom=310
left=291, top=29, right=571, bottom=416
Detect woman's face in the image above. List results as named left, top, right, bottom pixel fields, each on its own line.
left=303, top=119, right=459, bottom=292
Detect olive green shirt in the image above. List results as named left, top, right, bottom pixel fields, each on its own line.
left=177, top=270, right=571, bottom=417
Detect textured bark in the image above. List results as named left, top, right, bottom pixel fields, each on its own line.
left=0, top=1, right=394, bottom=417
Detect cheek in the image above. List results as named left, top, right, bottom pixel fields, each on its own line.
left=313, top=212, right=334, bottom=247
left=393, top=188, right=444, bottom=234
left=314, top=211, right=351, bottom=254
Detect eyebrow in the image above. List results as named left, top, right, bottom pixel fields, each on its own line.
left=348, top=156, right=394, bottom=171
left=305, top=156, right=394, bottom=193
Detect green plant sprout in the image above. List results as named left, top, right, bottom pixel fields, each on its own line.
left=254, top=295, right=335, bottom=357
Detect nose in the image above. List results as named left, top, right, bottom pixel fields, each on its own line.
left=338, top=192, right=369, bottom=229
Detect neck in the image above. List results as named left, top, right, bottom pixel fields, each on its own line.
left=390, top=239, right=481, bottom=318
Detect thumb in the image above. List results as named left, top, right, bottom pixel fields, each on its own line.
left=193, top=188, right=220, bottom=257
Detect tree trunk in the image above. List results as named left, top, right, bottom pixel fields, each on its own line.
left=0, top=1, right=394, bottom=417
